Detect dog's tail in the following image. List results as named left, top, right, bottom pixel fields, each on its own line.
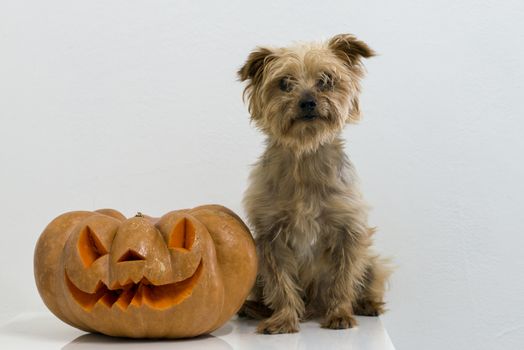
left=237, top=300, right=273, bottom=320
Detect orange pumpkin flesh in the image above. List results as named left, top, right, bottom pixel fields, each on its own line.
left=34, top=205, right=257, bottom=338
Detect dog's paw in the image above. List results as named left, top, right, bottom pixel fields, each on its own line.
left=321, top=314, right=357, bottom=329
left=354, top=300, right=385, bottom=317
left=238, top=300, right=273, bottom=319
left=257, top=317, right=299, bottom=334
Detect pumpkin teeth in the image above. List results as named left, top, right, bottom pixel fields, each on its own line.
left=130, top=284, right=144, bottom=307
left=65, top=260, right=202, bottom=311
left=111, top=278, right=133, bottom=290
left=132, top=275, right=143, bottom=284
left=115, top=284, right=138, bottom=309
left=98, top=290, right=121, bottom=308
left=65, top=275, right=108, bottom=311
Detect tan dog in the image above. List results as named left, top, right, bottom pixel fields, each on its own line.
left=238, top=34, right=391, bottom=334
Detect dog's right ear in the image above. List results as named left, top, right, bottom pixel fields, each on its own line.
left=238, top=47, right=275, bottom=84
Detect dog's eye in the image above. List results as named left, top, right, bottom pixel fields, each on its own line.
left=317, top=73, right=335, bottom=91
left=279, top=77, right=293, bottom=92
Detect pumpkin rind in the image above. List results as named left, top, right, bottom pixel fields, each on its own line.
left=34, top=205, right=257, bottom=338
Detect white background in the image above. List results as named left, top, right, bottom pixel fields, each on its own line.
left=1, top=1, right=523, bottom=349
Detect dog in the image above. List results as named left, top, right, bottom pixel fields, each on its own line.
left=237, top=34, right=391, bottom=334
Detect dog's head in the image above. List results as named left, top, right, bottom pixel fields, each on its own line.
left=239, top=34, right=374, bottom=154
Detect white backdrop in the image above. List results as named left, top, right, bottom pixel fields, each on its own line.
left=1, top=1, right=524, bottom=349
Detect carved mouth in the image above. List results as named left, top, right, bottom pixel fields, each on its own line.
left=65, top=260, right=203, bottom=311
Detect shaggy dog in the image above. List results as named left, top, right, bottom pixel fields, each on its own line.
left=237, top=34, right=390, bottom=334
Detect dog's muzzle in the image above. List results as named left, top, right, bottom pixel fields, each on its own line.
left=299, top=114, right=318, bottom=121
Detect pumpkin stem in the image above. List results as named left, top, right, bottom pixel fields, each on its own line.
left=135, top=212, right=144, bottom=218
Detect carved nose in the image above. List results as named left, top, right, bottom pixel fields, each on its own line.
left=299, top=97, right=317, bottom=111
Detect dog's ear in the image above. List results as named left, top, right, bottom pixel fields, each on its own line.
left=238, top=47, right=275, bottom=84
left=328, top=34, right=375, bottom=67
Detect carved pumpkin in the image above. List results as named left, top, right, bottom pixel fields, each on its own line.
left=34, top=205, right=257, bottom=338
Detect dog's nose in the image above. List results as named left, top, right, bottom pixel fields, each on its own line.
left=299, top=96, right=317, bottom=111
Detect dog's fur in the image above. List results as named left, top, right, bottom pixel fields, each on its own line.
left=238, top=34, right=390, bottom=334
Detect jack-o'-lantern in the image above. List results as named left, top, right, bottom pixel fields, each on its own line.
left=34, top=205, right=257, bottom=338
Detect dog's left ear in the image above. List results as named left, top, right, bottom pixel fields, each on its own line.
left=328, top=34, right=375, bottom=67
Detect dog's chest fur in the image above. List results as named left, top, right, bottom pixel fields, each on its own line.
left=244, top=138, right=356, bottom=282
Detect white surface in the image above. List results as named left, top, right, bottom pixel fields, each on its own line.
left=0, top=313, right=394, bottom=350
left=1, top=1, right=524, bottom=350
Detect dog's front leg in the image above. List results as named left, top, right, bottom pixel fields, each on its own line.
left=321, top=225, right=369, bottom=329
left=256, top=236, right=304, bottom=334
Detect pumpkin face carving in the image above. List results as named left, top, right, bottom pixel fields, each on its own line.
left=34, top=205, right=257, bottom=338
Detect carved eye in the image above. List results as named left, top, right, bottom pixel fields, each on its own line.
left=78, top=226, right=108, bottom=268
left=168, top=217, right=196, bottom=250
left=279, top=76, right=294, bottom=92
left=317, top=73, right=335, bottom=91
